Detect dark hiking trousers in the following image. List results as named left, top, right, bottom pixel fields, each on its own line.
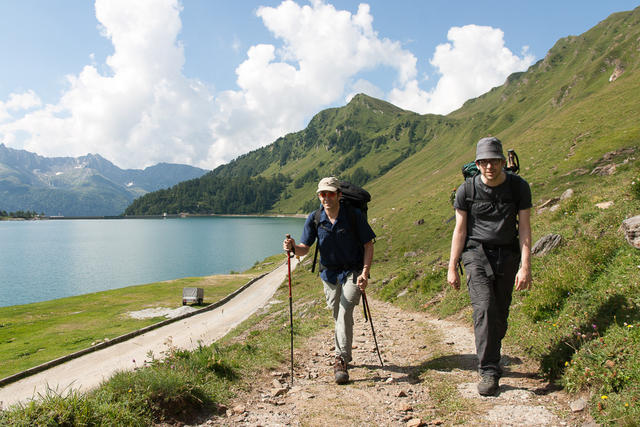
left=462, top=245, right=520, bottom=378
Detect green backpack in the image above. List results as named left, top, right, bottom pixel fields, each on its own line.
left=450, top=149, right=519, bottom=206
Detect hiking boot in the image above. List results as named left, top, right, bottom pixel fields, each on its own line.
left=333, top=356, right=349, bottom=384
left=477, top=375, right=499, bottom=396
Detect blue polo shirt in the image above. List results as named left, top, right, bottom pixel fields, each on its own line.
left=300, top=204, right=375, bottom=285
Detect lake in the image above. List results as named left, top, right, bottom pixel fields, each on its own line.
left=0, top=216, right=306, bottom=307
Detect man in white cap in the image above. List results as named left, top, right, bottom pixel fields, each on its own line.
left=447, top=136, right=532, bottom=396
left=284, top=176, right=375, bottom=384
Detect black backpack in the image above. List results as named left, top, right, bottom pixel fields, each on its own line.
left=310, top=181, right=371, bottom=273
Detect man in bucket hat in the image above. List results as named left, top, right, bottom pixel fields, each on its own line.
left=447, top=137, right=532, bottom=396
left=283, top=177, right=375, bottom=384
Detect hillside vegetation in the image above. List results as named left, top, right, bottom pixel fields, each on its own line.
left=4, top=6, right=639, bottom=425
left=124, top=7, right=640, bottom=423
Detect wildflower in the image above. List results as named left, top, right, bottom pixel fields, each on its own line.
left=601, top=395, right=608, bottom=400
left=592, top=324, right=597, bottom=330
left=628, top=324, right=634, bottom=328
left=565, top=361, right=569, bottom=367
left=625, top=403, right=629, bottom=407
left=128, top=388, right=132, bottom=393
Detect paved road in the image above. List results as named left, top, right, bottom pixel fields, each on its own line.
left=0, top=257, right=298, bottom=409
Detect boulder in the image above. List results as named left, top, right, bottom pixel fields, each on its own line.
left=560, top=188, right=574, bottom=200
left=538, top=197, right=559, bottom=209
left=590, top=164, right=617, bottom=176
left=609, top=65, right=624, bottom=82
left=596, top=201, right=614, bottom=209
left=536, top=197, right=559, bottom=214
left=570, top=398, right=587, bottom=412
left=532, top=234, right=563, bottom=257
left=621, top=215, right=640, bottom=249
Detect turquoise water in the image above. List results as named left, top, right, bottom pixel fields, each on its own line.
left=0, top=217, right=305, bottom=307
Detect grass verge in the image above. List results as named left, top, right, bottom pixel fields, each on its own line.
left=0, top=253, right=328, bottom=425
left=0, top=273, right=257, bottom=379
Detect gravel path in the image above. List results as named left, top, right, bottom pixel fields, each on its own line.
left=199, top=299, right=592, bottom=426
left=0, top=258, right=298, bottom=409
left=1, top=260, right=594, bottom=425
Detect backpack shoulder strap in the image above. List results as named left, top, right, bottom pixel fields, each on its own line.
left=313, top=206, right=322, bottom=227
left=463, top=175, right=477, bottom=210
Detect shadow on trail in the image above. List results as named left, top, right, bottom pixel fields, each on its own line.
left=356, top=354, right=530, bottom=385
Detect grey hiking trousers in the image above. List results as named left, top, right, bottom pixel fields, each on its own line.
left=322, top=274, right=361, bottom=364
left=462, top=244, right=520, bottom=378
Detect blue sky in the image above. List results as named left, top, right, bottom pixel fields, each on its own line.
left=0, top=1, right=637, bottom=169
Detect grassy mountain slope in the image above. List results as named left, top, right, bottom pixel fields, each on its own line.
left=125, top=6, right=640, bottom=423
left=366, top=6, right=640, bottom=259
left=125, top=94, right=457, bottom=215
left=360, top=8, right=640, bottom=423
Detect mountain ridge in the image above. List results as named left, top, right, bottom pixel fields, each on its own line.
left=1, top=6, right=640, bottom=424
left=0, top=144, right=208, bottom=216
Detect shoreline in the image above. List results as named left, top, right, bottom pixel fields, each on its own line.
left=19, top=213, right=308, bottom=220
left=0, top=272, right=270, bottom=388
left=0, top=258, right=299, bottom=404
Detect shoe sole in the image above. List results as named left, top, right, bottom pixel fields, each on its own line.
left=335, top=373, right=349, bottom=384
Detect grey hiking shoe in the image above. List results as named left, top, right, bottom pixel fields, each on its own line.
left=333, top=356, right=349, bottom=384
left=477, top=375, right=499, bottom=396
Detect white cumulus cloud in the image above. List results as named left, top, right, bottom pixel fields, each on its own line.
left=0, top=90, right=42, bottom=122
left=205, top=0, right=421, bottom=166
left=0, top=0, right=215, bottom=168
left=0, top=1, right=535, bottom=169
left=390, top=25, right=535, bottom=114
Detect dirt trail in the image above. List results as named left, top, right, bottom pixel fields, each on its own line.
left=198, top=299, right=592, bottom=426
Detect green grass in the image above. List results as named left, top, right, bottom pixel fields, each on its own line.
left=0, top=273, right=256, bottom=379
left=366, top=145, right=640, bottom=422
left=3, top=8, right=640, bottom=424
left=0, top=253, right=330, bottom=425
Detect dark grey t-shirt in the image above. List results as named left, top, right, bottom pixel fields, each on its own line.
left=454, top=173, right=532, bottom=246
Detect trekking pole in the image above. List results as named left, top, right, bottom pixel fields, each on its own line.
left=361, top=290, right=384, bottom=367
left=285, top=234, right=294, bottom=386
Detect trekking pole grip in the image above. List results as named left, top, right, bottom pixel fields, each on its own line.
left=285, top=234, right=294, bottom=258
